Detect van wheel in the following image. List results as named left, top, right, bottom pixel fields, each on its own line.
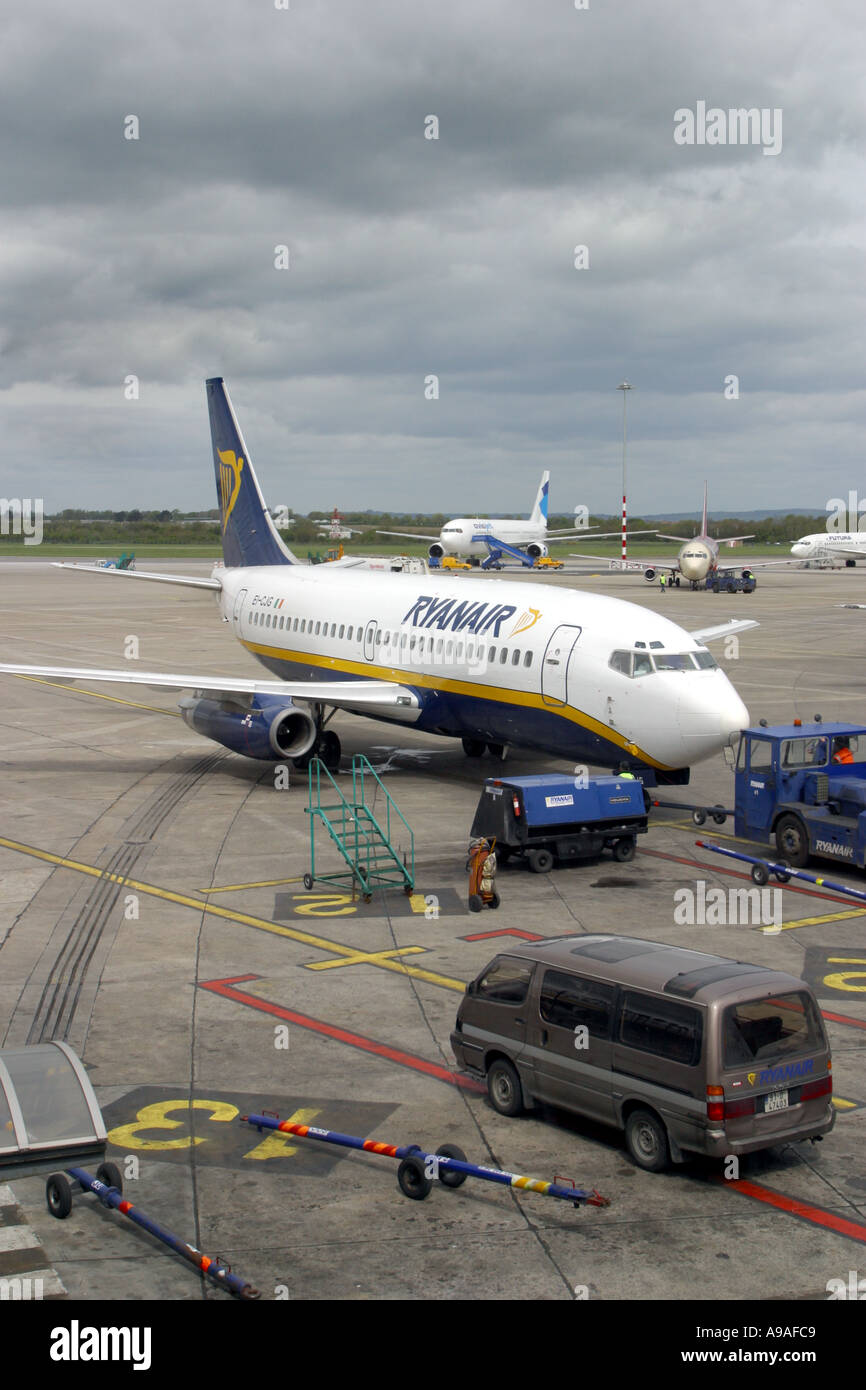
left=613, top=838, right=635, bottom=863
left=528, top=848, right=554, bottom=874
left=775, top=814, right=809, bottom=868
left=487, top=1059, right=524, bottom=1117
left=625, top=1110, right=670, bottom=1172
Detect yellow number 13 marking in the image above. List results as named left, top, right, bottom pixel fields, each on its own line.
left=108, top=1099, right=238, bottom=1151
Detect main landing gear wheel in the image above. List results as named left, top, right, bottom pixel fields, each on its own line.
left=294, top=729, right=342, bottom=772
left=318, top=730, right=341, bottom=771
left=435, top=1144, right=468, bottom=1188
left=461, top=737, right=486, bottom=757
left=46, top=1173, right=73, bottom=1219
left=397, top=1155, right=433, bottom=1200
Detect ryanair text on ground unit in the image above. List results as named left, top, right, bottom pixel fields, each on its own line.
left=402, top=596, right=525, bottom=638
left=747, top=1059, right=815, bottom=1087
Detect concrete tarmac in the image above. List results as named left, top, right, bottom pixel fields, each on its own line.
left=0, top=559, right=864, bottom=1301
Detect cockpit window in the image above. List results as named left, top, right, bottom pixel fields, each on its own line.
left=609, top=651, right=633, bottom=677
left=693, top=650, right=717, bottom=670
left=633, top=653, right=653, bottom=678
left=654, top=653, right=694, bottom=672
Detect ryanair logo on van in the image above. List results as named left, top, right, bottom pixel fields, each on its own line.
left=402, top=595, right=522, bottom=638
left=746, top=1059, right=814, bottom=1087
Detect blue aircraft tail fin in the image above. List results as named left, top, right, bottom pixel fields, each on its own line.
left=529, top=471, right=550, bottom=525
left=206, top=378, right=296, bottom=568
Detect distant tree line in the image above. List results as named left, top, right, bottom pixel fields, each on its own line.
left=39, top=509, right=828, bottom=546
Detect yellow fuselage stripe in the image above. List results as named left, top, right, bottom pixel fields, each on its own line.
left=240, top=637, right=669, bottom=770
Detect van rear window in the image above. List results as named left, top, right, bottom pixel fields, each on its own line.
left=476, top=959, right=533, bottom=1005
left=539, top=970, right=616, bottom=1038
left=723, top=992, right=824, bottom=1068
left=620, top=991, right=702, bottom=1066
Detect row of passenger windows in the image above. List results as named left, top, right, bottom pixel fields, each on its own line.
left=609, top=648, right=717, bottom=678
left=477, top=960, right=702, bottom=1067
left=248, top=608, right=535, bottom=667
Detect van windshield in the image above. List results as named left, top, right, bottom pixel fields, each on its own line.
left=723, top=992, right=824, bottom=1068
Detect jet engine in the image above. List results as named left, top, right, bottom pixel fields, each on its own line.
left=741, top=568, right=754, bottom=580
left=179, top=694, right=318, bottom=760
left=644, top=568, right=657, bottom=582
left=525, top=542, right=548, bottom=559
left=428, top=542, right=444, bottom=558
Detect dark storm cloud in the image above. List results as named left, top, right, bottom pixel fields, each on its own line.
left=0, top=0, right=864, bottom=513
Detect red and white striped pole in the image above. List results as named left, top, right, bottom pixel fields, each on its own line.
left=617, top=382, right=632, bottom=565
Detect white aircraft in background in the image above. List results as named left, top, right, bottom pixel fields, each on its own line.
left=572, top=483, right=790, bottom=588
left=0, top=381, right=755, bottom=785
left=378, top=472, right=652, bottom=563
left=790, top=532, right=866, bottom=565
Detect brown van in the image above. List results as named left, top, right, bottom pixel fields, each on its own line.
left=451, top=935, right=835, bottom=1170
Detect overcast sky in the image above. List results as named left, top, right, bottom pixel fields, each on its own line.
left=1, top=0, right=864, bottom=517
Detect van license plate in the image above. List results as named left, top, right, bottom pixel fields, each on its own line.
left=765, top=1090, right=789, bottom=1113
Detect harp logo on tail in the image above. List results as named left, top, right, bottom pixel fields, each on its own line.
left=218, top=450, right=245, bottom=530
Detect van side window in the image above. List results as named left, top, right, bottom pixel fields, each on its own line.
left=539, top=970, right=615, bottom=1038
left=619, top=991, right=702, bottom=1066
left=475, top=958, right=533, bottom=1005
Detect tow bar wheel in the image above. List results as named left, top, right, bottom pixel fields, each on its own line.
left=397, top=1154, right=433, bottom=1200
left=435, top=1144, right=469, bottom=1188
left=46, top=1173, right=73, bottom=1219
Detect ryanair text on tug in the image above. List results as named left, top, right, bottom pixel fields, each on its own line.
left=0, top=380, right=754, bottom=785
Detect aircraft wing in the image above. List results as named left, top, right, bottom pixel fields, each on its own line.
left=54, top=562, right=221, bottom=590
left=569, top=552, right=677, bottom=571
left=688, top=619, right=759, bottom=644
left=0, top=662, right=419, bottom=713
left=716, top=556, right=808, bottom=573
left=376, top=530, right=439, bottom=543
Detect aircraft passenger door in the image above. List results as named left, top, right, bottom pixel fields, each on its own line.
left=232, top=587, right=248, bottom=635
left=541, top=625, right=582, bottom=706
left=363, top=620, right=378, bottom=661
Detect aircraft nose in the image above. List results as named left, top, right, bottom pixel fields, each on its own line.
left=676, top=676, right=749, bottom=761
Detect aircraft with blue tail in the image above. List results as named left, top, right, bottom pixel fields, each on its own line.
left=0, top=380, right=756, bottom=782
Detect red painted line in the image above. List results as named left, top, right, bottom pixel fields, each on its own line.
left=641, top=847, right=864, bottom=908
left=821, top=1008, right=866, bottom=1032
left=719, top=1176, right=866, bottom=1246
left=199, top=975, right=485, bottom=1093
left=205, top=979, right=865, bottom=1247
left=461, top=928, right=544, bottom=942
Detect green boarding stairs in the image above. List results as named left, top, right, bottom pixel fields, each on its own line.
left=305, top=755, right=415, bottom=902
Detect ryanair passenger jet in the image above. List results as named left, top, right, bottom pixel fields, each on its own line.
left=0, top=380, right=755, bottom=784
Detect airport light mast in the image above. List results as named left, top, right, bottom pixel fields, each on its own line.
left=617, top=381, right=633, bottom=564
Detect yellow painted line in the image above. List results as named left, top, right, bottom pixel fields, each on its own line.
left=240, top=637, right=671, bottom=771
left=304, top=946, right=426, bottom=972
left=408, top=893, right=428, bottom=914
left=199, top=876, right=306, bottom=893
left=0, top=835, right=465, bottom=992
left=760, top=908, right=866, bottom=934
left=12, top=673, right=181, bottom=717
